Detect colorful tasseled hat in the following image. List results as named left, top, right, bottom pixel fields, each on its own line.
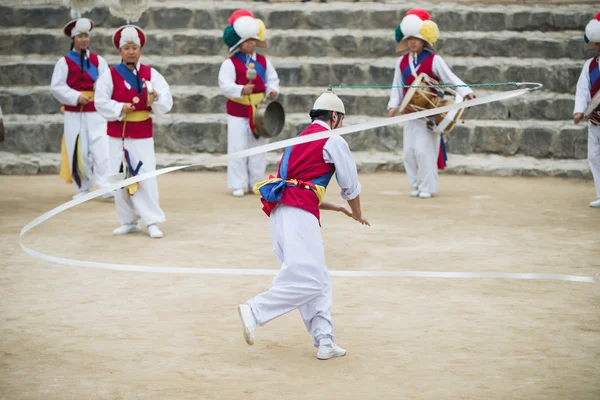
left=394, top=9, right=439, bottom=53
left=222, top=10, right=267, bottom=53
left=584, top=12, right=600, bottom=51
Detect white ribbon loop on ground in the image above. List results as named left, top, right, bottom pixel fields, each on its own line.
left=19, top=83, right=596, bottom=283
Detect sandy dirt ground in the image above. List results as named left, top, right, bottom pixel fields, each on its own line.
left=1, top=171, right=599, bottom=400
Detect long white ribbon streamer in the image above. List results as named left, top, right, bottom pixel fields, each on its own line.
left=18, top=245, right=598, bottom=282
left=20, top=83, right=596, bottom=283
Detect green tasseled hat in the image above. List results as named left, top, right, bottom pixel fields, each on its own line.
left=223, top=26, right=241, bottom=49
left=395, top=25, right=403, bottom=43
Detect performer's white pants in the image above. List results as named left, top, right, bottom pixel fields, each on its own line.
left=248, top=205, right=334, bottom=347
left=403, top=119, right=441, bottom=194
left=64, top=111, right=110, bottom=193
left=108, top=137, right=165, bottom=227
left=588, top=122, right=600, bottom=199
left=227, top=115, right=267, bottom=191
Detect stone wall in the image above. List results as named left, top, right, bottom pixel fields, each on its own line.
left=0, top=0, right=597, bottom=163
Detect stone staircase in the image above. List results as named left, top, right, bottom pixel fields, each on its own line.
left=0, top=0, right=597, bottom=175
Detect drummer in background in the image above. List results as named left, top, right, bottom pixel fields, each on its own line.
left=218, top=10, right=280, bottom=198
left=573, top=11, right=600, bottom=208
left=387, top=9, right=475, bottom=199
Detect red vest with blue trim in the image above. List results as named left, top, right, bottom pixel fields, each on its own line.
left=590, top=57, right=600, bottom=99
left=226, top=53, right=267, bottom=118
left=399, top=50, right=438, bottom=98
left=260, top=123, right=335, bottom=221
left=64, top=52, right=99, bottom=112
left=107, top=64, right=153, bottom=139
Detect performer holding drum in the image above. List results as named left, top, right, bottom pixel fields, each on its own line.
left=218, top=10, right=282, bottom=198
left=574, top=11, right=600, bottom=208
left=387, top=9, right=475, bottom=199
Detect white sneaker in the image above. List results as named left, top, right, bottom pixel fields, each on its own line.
left=410, top=190, right=420, bottom=197
left=147, top=224, right=163, bottom=238
left=418, top=192, right=432, bottom=199
left=317, top=343, right=347, bottom=360
left=590, top=199, right=600, bottom=208
left=102, top=191, right=115, bottom=199
left=232, top=189, right=245, bottom=197
left=238, top=304, right=257, bottom=346
left=72, top=189, right=90, bottom=200
left=112, top=222, right=140, bottom=235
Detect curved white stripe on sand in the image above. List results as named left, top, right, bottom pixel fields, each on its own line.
left=18, top=244, right=597, bottom=282
left=21, top=83, right=594, bottom=284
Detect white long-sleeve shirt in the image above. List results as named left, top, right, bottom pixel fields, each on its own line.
left=573, top=57, right=596, bottom=115
left=310, top=120, right=362, bottom=201
left=387, top=53, right=473, bottom=110
left=218, top=51, right=280, bottom=99
left=94, top=61, right=173, bottom=122
left=50, top=50, right=109, bottom=106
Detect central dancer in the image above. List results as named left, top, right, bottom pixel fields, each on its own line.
left=238, top=89, right=369, bottom=361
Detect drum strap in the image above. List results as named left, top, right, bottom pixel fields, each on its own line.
left=408, top=50, right=435, bottom=80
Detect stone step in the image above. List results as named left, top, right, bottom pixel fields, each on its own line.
left=0, top=27, right=588, bottom=59
left=0, top=55, right=583, bottom=94
left=0, top=85, right=576, bottom=121
left=0, top=150, right=591, bottom=180
left=1, top=113, right=587, bottom=160
left=0, top=1, right=596, bottom=32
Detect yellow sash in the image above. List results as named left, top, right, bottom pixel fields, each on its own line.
left=229, top=93, right=265, bottom=106
left=59, top=134, right=87, bottom=184
left=59, top=135, right=71, bottom=183
left=123, top=110, right=151, bottom=122
left=60, top=91, right=95, bottom=113
left=80, top=90, right=94, bottom=101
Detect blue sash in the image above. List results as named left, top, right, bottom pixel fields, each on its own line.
left=233, top=52, right=267, bottom=84
left=65, top=50, right=99, bottom=82
left=440, top=137, right=447, bottom=168
left=591, top=63, right=600, bottom=90
left=257, top=146, right=292, bottom=202
left=401, top=49, right=433, bottom=83
left=256, top=142, right=335, bottom=203
left=124, top=148, right=143, bottom=176
left=114, top=63, right=143, bottom=95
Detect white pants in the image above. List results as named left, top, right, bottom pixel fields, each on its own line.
left=589, top=122, right=600, bottom=199
left=64, top=111, right=110, bottom=193
left=227, top=115, right=268, bottom=191
left=403, top=119, right=441, bottom=194
left=248, top=205, right=334, bottom=347
left=108, top=137, right=165, bottom=227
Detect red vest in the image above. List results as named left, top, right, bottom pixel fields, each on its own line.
left=226, top=53, right=267, bottom=118
left=106, top=64, right=153, bottom=139
left=399, top=50, right=439, bottom=98
left=589, top=57, right=600, bottom=125
left=590, top=57, right=600, bottom=99
left=267, top=123, right=336, bottom=221
left=63, top=52, right=99, bottom=112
